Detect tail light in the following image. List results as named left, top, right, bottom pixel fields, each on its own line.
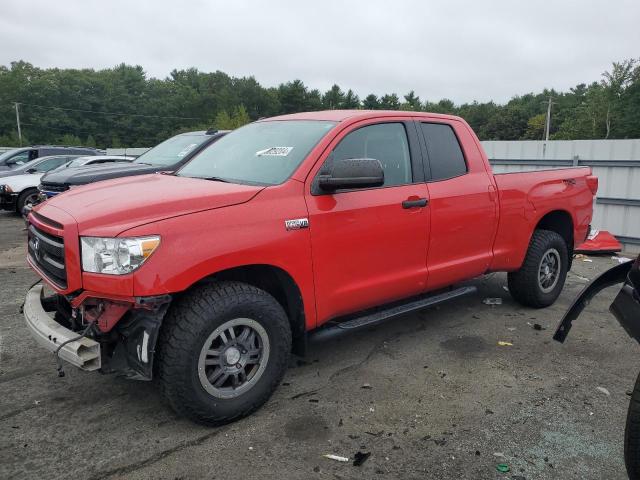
left=586, top=175, right=598, bottom=195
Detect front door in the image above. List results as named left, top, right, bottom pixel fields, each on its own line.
left=305, top=120, right=431, bottom=325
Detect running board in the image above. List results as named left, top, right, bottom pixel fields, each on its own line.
left=309, top=286, right=477, bottom=343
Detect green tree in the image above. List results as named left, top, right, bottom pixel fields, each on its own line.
left=402, top=91, right=421, bottom=111
left=379, top=93, right=400, bottom=110
left=523, top=114, right=546, bottom=139
left=362, top=94, right=380, bottom=109
left=322, top=84, right=345, bottom=109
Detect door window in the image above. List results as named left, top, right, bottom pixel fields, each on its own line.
left=330, top=123, right=412, bottom=187
left=33, top=157, right=71, bottom=172
left=420, top=123, right=467, bottom=181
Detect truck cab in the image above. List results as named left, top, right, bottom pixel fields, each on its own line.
left=23, top=110, right=597, bottom=425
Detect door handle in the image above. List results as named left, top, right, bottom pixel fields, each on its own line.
left=402, top=198, right=428, bottom=209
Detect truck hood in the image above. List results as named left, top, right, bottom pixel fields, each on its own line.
left=37, top=174, right=265, bottom=236
left=40, top=162, right=162, bottom=186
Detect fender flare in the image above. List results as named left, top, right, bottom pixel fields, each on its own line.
left=553, top=260, right=633, bottom=343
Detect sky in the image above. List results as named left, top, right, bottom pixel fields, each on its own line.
left=0, top=0, right=638, bottom=105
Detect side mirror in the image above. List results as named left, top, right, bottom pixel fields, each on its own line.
left=26, top=168, right=37, bottom=174
left=318, top=158, right=384, bottom=192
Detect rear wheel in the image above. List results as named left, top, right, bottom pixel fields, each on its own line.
left=16, top=188, right=39, bottom=214
left=508, top=229, right=568, bottom=308
left=157, top=281, right=291, bottom=426
left=626, top=370, right=640, bottom=480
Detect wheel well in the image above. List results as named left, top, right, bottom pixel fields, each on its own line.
left=198, top=265, right=306, bottom=355
left=535, top=210, right=574, bottom=255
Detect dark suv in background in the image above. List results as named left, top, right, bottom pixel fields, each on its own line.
left=39, top=130, right=228, bottom=198
left=0, top=146, right=101, bottom=170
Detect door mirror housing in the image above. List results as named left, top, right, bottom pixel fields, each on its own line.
left=26, top=168, right=37, bottom=174
left=318, top=158, right=384, bottom=192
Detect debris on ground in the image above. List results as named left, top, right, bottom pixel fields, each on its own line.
left=628, top=390, right=633, bottom=396
left=493, top=452, right=505, bottom=458
left=529, top=322, right=545, bottom=331
left=483, top=297, right=503, bottom=305
left=576, top=229, right=622, bottom=254
left=496, top=463, right=510, bottom=473
left=323, top=454, right=349, bottom=462
left=498, top=341, right=513, bottom=346
left=353, top=451, right=371, bottom=466
left=361, top=383, right=372, bottom=389
left=612, top=256, right=633, bottom=264
left=582, top=258, right=593, bottom=262
left=596, top=386, right=611, bottom=396
left=503, top=286, right=509, bottom=292
left=572, top=274, right=590, bottom=282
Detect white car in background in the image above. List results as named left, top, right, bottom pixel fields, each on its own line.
left=0, top=155, right=133, bottom=214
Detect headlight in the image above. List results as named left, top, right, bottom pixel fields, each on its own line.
left=0, top=185, right=11, bottom=193
left=81, top=236, right=160, bottom=275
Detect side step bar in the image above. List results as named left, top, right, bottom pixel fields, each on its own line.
left=309, top=286, right=477, bottom=343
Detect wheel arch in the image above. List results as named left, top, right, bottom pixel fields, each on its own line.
left=534, top=209, right=574, bottom=269
left=189, top=264, right=307, bottom=355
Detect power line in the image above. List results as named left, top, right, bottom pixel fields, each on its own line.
left=13, top=102, right=205, bottom=120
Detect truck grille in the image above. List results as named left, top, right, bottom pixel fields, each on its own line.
left=39, top=183, right=69, bottom=193
left=28, top=223, right=67, bottom=288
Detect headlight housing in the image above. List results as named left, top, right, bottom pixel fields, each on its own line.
left=0, top=185, right=11, bottom=193
left=81, top=236, right=160, bottom=275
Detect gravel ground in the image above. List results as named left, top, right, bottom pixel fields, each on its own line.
left=0, top=210, right=638, bottom=480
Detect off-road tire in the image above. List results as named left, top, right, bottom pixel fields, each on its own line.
left=626, top=370, right=640, bottom=480
left=156, top=281, right=291, bottom=426
left=16, top=188, right=39, bottom=214
left=508, top=229, right=568, bottom=308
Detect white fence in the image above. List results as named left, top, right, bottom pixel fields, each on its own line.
left=483, top=140, right=640, bottom=254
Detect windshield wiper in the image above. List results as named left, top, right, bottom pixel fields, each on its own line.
left=203, top=176, right=229, bottom=183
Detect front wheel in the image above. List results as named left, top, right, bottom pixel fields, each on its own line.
left=508, top=229, right=569, bottom=308
left=156, top=281, right=291, bottom=426
left=16, top=188, right=39, bottom=214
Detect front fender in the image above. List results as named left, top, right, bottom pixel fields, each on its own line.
left=553, top=260, right=633, bottom=343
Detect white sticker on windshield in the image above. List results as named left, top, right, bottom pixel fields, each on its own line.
left=255, top=147, right=293, bottom=157
left=177, top=143, right=199, bottom=158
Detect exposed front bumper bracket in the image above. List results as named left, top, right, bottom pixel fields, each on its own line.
left=23, top=284, right=101, bottom=371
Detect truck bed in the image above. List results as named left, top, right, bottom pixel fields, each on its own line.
left=489, top=167, right=595, bottom=271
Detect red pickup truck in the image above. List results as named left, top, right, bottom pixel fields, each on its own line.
left=24, top=110, right=598, bottom=425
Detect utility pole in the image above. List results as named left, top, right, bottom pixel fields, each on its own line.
left=543, top=96, right=553, bottom=141
left=14, top=102, right=22, bottom=146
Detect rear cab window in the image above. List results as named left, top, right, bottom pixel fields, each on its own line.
left=420, top=123, right=467, bottom=181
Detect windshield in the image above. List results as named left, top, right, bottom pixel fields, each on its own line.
left=177, top=120, right=336, bottom=185
left=134, top=133, right=210, bottom=167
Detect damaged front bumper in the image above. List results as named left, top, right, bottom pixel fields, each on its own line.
left=24, top=284, right=101, bottom=370
left=23, top=284, right=171, bottom=380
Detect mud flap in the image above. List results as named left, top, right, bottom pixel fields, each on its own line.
left=554, top=260, right=633, bottom=343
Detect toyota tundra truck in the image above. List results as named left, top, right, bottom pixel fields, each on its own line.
left=23, top=110, right=598, bottom=425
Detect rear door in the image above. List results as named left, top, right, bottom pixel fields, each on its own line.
left=418, top=121, right=497, bottom=289
left=305, top=119, right=431, bottom=324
